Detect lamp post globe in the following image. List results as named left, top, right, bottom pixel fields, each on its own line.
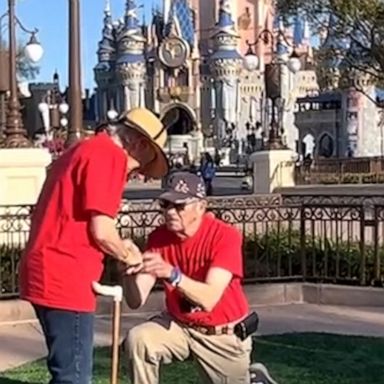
left=59, top=102, right=69, bottom=115
left=24, top=33, right=44, bottom=63
left=107, top=109, right=119, bottom=121
left=38, top=102, right=49, bottom=114
left=287, top=56, right=302, bottom=74
left=244, top=53, right=259, bottom=72
left=60, top=117, right=69, bottom=128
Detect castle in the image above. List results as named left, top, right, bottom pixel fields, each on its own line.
left=93, top=0, right=317, bottom=162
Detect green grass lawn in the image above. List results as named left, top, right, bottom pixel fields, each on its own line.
left=1, top=333, right=384, bottom=384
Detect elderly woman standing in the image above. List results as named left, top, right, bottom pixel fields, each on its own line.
left=19, top=108, right=169, bottom=384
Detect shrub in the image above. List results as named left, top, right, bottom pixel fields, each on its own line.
left=0, top=244, right=22, bottom=296
left=242, top=230, right=383, bottom=285
left=319, top=175, right=340, bottom=184
left=2, top=230, right=383, bottom=296
left=342, top=174, right=360, bottom=184
left=362, top=174, right=378, bottom=184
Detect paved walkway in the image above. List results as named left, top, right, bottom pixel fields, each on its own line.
left=1, top=303, right=384, bottom=372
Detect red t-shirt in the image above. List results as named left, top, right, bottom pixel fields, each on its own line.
left=147, top=215, right=249, bottom=326
left=19, top=133, right=127, bottom=312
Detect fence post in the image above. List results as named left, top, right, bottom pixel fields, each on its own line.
left=373, top=206, right=381, bottom=285
left=360, top=206, right=366, bottom=286
left=300, top=206, right=307, bottom=281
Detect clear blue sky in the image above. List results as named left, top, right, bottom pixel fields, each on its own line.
left=0, top=0, right=160, bottom=91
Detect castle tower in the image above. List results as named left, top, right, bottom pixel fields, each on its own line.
left=94, top=0, right=116, bottom=120
left=210, top=0, right=243, bottom=141
left=190, top=0, right=274, bottom=59
left=115, top=0, right=146, bottom=111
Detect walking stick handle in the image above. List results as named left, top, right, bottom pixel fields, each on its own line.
left=92, top=282, right=123, bottom=302
left=92, top=281, right=123, bottom=384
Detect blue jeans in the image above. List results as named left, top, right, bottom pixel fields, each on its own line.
left=33, top=305, right=94, bottom=384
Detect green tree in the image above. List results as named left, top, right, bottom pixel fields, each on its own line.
left=276, top=0, right=384, bottom=90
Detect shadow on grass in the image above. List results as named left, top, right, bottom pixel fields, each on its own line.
left=0, top=379, right=40, bottom=384
left=253, top=333, right=384, bottom=384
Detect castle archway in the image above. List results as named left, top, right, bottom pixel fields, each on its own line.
left=161, top=103, right=196, bottom=136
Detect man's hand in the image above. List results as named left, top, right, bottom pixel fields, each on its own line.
left=117, top=261, right=143, bottom=275
left=122, top=239, right=143, bottom=267
left=142, top=252, right=173, bottom=279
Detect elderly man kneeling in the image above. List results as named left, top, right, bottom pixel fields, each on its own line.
left=121, top=172, right=258, bottom=384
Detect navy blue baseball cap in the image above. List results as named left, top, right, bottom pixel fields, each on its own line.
left=159, top=172, right=207, bottom=203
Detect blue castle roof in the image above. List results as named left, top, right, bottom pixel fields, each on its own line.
left=293, top=15, right=304, bottom=46
left=125, top=0, right=140, bottom=31
left=322, top=14, right=350, bottom=68
left=116, top=0, right=145, bottom=65
left=164, top=0, right=195, bottom=47
left=211, top=0, right=241, bottom=61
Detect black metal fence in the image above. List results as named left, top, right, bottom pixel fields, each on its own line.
left=1, top=194, right=384, bottom=299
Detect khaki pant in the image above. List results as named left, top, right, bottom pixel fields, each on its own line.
left=124, top=313, right=252, bottom=384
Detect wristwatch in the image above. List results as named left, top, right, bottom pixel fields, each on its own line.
left=168, top=267, right=182, bottom=287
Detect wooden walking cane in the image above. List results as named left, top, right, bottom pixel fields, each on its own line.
left=93, top=282, right=123, bottom=384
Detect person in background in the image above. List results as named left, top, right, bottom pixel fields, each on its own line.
left=18, top=108, right=169, bottom=384
left=122, top=172, right=253, bottom=384
left=182, top=142, right=191, bottom=166
left=214, top=148, right=221, bottom=167
left=200, top=152, right=216, bottom=196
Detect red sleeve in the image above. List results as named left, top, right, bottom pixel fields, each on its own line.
left=210, top=226, right=243, bottom=277
left=81, top=146, right=127, bottom=218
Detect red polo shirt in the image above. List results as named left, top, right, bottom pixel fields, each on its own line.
left=147, top=215, right=249, bottom=326
left=19, top=133, right=127, bottom=312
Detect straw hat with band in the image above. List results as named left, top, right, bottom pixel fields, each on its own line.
left=99, top=108, right=169, bottom=179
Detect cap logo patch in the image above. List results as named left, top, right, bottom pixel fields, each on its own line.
left=174, top=179, right=190, bottom=194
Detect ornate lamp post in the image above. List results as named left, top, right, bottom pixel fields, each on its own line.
left=38, top=91, right=69, bottom=138
left=244, top=29, right=302, bottom=150
left=65, top=0, right=83, bottom=148
left=38, top=92, right=69, bottom=158
left=2, top=0, right=44, bottom=148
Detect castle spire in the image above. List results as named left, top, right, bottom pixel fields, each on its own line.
left=293, top=14, right=304, bottom=46
left=217, top=0, right=235, bottom=30
left=211, top=0, right=240, bottom=55
left=125, top=0, right=140, bottom=31
left=104, top=0, right=111, bottom=15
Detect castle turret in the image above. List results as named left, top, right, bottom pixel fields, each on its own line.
left=115, top=0, right=146, bottom=110
left=320, top=14, right=349, bottom=90
left=209, top=0, right=243, bottom=141
left=94, top=0, right=116, bottom=120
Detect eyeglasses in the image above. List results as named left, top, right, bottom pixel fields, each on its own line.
left=158, top=199, right=198, bottom=211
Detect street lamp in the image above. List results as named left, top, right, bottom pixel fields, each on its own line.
left=24, top=32, right=44, bottom=63
left=1, top=0, right=44, bottom=148
left=38, top=91, right=69, bottom=139
left=107, top=109, right=119, bottom=122
left=244, top=29, right=302, bottom=150
left=65, top=0, right=83, bottom=148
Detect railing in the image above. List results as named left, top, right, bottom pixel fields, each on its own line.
left=1, top=194, right=384, bottom=299
left=295, top=156, right=384, bottom=185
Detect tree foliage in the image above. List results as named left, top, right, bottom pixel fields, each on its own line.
left=1, top=40, right=40, bottom=81
left=276, top=0, right=384, bottom=89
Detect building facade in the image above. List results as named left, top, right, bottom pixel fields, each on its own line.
left=94, top=0, right=316, bottom=161
left=295, top=13, right=384, bottom=159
